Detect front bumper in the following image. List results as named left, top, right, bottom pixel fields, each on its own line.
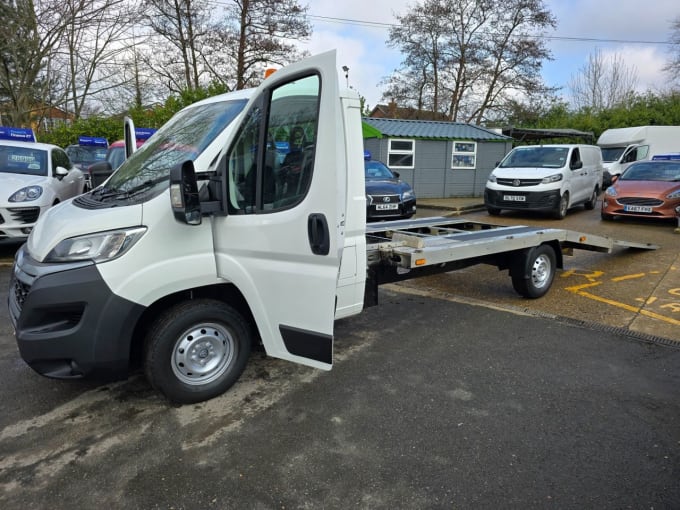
left=0, top=205, right=43, bottom=239
left=484, top=189, right=561, bottom=211
left=8, top=245, right=145, bottom=380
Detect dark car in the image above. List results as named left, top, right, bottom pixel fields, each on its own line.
left=65, top=136, right=108, bottom=171
left=365, top=158, right=416, bottom=220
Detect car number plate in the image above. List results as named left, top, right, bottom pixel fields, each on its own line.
left=503, top=195, right=526, bottom=202
left=624, top=205, right=652, bottom=213
left=376, top=203, right=399, bottom=210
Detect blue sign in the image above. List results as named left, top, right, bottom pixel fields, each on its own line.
left=135, top=128, right=157, bottom=140
left=363, top=150, right=372, bottom=160
left=0, top=127, right=36, bottom=142
left=651, top=153, right=680, bottom=161
left=78, top=136, right=108, bottom=147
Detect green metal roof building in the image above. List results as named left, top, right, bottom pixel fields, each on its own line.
left=362, top=117, right=513, bottom=198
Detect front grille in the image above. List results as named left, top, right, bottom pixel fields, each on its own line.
left=369, top=194, right=400, bottom=203
left=13, top=278, right=30, bottom=311
left=7, top=207, right=40, bottom=223
left=617, top=197, right=664, bottom=207
left=496, top=178, right=543, bottom=187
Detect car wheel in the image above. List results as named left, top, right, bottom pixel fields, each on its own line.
left=487, top=206, right=501, bottom=216
left=144, top=299, right=252, bottom=404
left=511, top=245, right=557, bottom=299
left=601, top=212, right=614, bottom=221
left=584, top=188, right=598, bottom=210
left=553, top=193, right=568, bottom=219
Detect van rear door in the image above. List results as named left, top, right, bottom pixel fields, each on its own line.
left=212, top=51, right=344, bottom=370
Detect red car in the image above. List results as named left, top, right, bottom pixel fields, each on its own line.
left=601, top=158, right=680, bottom=221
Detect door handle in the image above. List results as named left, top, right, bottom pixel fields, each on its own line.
left=308, top=213, right=330, bottom=255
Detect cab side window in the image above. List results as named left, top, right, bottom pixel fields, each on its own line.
left=227, top=74, right=320, bottom=214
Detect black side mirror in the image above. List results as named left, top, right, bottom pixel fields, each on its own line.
left=571, top=160, right=583, bottom=170
left=170, top=161, right=202, bottom=225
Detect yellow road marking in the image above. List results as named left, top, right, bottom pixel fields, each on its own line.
left=611, top=273, right=646, bottom=282
left=567, top=289, right=680, bottom=326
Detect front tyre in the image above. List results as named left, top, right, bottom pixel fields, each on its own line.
left=145, top=299, right=252, bottom=404
left=553, top=192, right=569, bottom=219
left=511, top=244, right=557, bottom=299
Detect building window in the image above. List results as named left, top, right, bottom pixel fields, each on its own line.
left=388, top=139, right=415, bottom=168
left=451, top=141, right=476, bottom=169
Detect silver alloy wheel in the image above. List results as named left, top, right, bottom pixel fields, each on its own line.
left=171, top=322, right=235, bottom=385
left=530, top=253, right=552, bottom=289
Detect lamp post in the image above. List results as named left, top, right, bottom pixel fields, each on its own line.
left=342, top=66, right=349, bottom=88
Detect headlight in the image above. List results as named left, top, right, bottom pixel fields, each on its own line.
left=365, top=194, right=373, bottom=205
left=605, top=186, right=618, bottom=197
left=487, top=174, right=497, bottom=183
left=45, top=227, right=147, bottom=263
left=402, top=190, right=414, bottom=200
left=666, top=189, right=680, bottom=199
left=9, top=185, right=43, bottom=202
left=541, top=174, right=563, bottom=184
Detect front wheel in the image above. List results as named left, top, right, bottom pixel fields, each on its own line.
left=553, top=192, right=569, bottom=219
left=487, top=206, right=501, bottom=216
left=144, top=299, right=252, bottom=404
left=511, top=245, right=557, bottom=299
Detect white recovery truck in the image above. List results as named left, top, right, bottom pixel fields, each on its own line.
left=8, top=51, right=657, bottom=404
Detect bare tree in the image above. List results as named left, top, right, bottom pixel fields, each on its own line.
left=55, top=0, right=136, bottom=118
left=205, top=0, right=312, bottom=91
left=664, top=15, right=680, bottom=85
left=382, top=0, right=556, bottom=124
left=141, top=0, right=212, bottom=93
left=568, top=48, right=639, bottom=111
left=0, top=0, right=75, bottom=126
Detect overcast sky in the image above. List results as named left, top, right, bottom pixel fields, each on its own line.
left=298, top=0, right=679, bottom=111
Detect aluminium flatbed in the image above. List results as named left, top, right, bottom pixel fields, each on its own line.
left=363, top=217, right=657, bottom=302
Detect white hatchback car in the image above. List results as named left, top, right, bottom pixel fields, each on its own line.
left=0, top=138, right=86, bottom=239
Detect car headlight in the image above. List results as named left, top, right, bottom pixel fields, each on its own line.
left=45, top=227, right=147, bottom=263
left=605, top=186, right=618, bottom=197
left=666, top=189, right=680, bottom=199
left=9, top=185, right=43, bottom=202
left=365, top=194, right=373, bottom=205
left=487, top=174, right=497, bottom=183
left=541, top=174, right=563, bottom=184
left=402, top=190, right=414, bottom=200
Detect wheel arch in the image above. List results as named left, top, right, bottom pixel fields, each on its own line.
left=509, top=240, right=563, bottom=279
left=128, top=282, right=259, bottom=369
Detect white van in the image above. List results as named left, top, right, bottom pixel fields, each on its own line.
left=484, top=144, right=603, bottom=219
left=597, top=125, right=680, bottom=185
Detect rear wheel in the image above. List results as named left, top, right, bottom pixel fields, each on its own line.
left=145, top=299, right=252, bottom=404
left=511, top=245, right=556, bottom=299
left=584, top=187, right=598, bottom=210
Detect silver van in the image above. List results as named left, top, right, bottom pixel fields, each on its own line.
left=484, top=144, right=603, bottom=219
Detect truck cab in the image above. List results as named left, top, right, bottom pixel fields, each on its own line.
left=9, top=51, right=367, bottom=404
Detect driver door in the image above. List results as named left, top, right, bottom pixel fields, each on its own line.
left=213, top=51, right=345, bottom=370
